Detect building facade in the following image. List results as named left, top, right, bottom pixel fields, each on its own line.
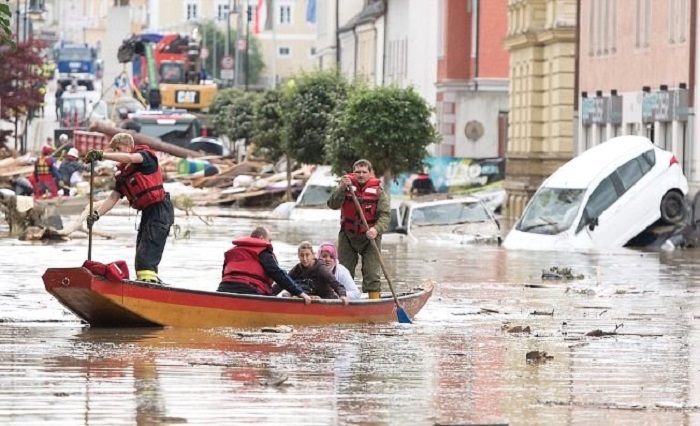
left=503, top=0, right=577, bottom=220
left=436, top=0, right=510, bottom=158
left=577, top=1, right=694, bottom=183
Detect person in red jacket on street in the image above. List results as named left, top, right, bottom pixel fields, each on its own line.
left=218, top=226, right=312, bottom=304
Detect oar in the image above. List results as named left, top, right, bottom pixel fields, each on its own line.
left=348, top=189, right=412, bottom=324
left=87, top=161, right=94, bottom=261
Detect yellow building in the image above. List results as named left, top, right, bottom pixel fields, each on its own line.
left=503, top=0, right=576, bottom=220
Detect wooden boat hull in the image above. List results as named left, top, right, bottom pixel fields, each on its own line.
left=42, top=267, right=434, bottom=328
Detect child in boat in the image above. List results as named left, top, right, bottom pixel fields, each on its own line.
left=317, top=242, right=362, bottom=300
left=281, top=241, right=349, bottom=305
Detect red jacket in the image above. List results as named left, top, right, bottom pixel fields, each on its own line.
left=221, top=237, right=275, bottom=295
left=115, top=145, right=166, bottom=210
left=340, top=174, right=382, bottom=234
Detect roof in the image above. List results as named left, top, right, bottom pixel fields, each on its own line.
left=543, top=135, right=656, bottom=189
left=338, top=1, right=385, bottom=33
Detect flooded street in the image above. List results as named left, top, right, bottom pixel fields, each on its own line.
left=2, top=208, right=700, bottom=425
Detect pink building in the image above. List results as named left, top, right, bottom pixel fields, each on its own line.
left=577, top=1, right=694, bottom=181
left=435, top=0, right=509, bottom=158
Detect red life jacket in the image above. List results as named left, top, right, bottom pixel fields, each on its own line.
left=340, top=174, right=382, bottom=234
left=115, top=145, right=166, bottom=210
left=221, top=237, right=275, bottom=295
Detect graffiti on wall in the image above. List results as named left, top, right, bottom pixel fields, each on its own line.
left=388, top=157, right=505, bottom=198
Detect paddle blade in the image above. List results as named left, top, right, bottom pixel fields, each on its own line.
left=397, top=306, right=412, bottom=324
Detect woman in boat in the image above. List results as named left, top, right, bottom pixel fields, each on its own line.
left=219, top=226, right=312, bottom=304
left=284, top=241, right=349, bottom=305
left=317, top=242, right=362, bottom=300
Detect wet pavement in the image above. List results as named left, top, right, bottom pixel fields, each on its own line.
left=2, top=209, right=700, bottom=425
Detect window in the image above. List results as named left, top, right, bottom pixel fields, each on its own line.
left=309, top=46, right=317, bottom=57
left=278, top=46, right=291, bottom=57
left=217, top=1, right=230, bottom=21
left=616, top=158, right=645, bottom=191
left=578, top=177, right=618, bottom=232
left=279, top=4, right=292, bottom=25
left=186, top=2, right=199, bottom=21
left=641, top=149, right=656, bottom=171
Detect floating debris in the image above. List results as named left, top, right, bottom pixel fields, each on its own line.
left=526, top=350, right=553, bottom=363
left=542, top=266, right=585, bottom=280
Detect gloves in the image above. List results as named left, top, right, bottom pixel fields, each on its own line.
left=87, top=210, right=99, bottom=228
left=83, top=150, right=104, bottom=163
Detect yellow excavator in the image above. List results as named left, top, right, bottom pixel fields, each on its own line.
left=117, top=32, right=217, bottom=111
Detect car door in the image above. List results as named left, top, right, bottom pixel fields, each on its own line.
left=574, top=176, right=619, bottom=247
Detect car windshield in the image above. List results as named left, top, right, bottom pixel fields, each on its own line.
left=516, top=187, right=585, bottom=235
left=297, top=185, right=334, bottom=207
left=58, top=47, right=92, bottom=62
left=138, top=122, right=194, bottom=139
left=61, top=99, right=85, bottom=114
left=410, top=201, right=492, bottom=227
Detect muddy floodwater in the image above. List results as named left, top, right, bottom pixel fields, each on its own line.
left=2, top=208, right=700, bottom=425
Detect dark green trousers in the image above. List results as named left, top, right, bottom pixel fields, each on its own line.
left=337, top=231, right=382, bottom=293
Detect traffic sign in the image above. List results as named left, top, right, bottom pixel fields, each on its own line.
left=221, top=55, right=234, bottom=70
left=237, top=40, right=247, bottom=51
left=221, top=69, right=235, bottom=80
left=200, top=47, right=209, bottom=59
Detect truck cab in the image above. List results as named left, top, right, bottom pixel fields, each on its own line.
left=55, top=42, right=97, bottom=91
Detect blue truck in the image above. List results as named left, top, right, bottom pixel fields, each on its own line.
left=55, top=42, right=98, bottom=91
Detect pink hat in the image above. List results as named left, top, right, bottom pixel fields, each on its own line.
left=317, top=242, right=337, bottom=260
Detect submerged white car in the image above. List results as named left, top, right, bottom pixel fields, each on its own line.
left=504, top=136, right=688, bottom=250
left=389, top=196, right=502, bottom=245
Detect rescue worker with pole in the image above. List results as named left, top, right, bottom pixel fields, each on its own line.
left=83, top=133, right=175, bottom=283
left=327, top=159, right=391, bottom=299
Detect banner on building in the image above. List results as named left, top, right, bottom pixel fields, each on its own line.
left=388, top=157, right=505, bottom=199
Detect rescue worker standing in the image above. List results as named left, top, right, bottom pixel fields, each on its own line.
left=218, top=226, right=312, bottom=304
left=327, top=159, right=391, bottom=299
left=84, top=133, right=174, bottom=284
left=33, top=145, right=60, bottom=198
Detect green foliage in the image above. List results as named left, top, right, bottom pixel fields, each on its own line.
left=210, top=88, right=258, bottom=142
left=340, top=85, right=438, bottom=179
left=325, top=91, right=360, bottom=175
left=251, top=88, right=285, bottom=162
left=283, top=71, right=350, bottom=165
left=223, top=91, right=259, bottom=142
left=0, top=1, right=14, bottom=47
left=199, top=21, right=264, bottom=84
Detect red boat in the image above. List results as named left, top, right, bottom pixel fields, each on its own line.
left=42, top=267, right=434, bottom=328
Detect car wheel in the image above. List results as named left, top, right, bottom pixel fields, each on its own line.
left=660, top=191, right=687, bottom=225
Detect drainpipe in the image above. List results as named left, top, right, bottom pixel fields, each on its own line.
left=335, top=0, right=340, bottom=74
left=473, top=0, right=479, bottom=91
left=353, top=26, right=358, bottom=78
left=689, top=0, right=697, bottom=182
left=573, top=0, right=581, bottom=155
left=382, top=0, right=388, bottom=85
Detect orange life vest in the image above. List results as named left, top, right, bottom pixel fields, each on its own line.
left=115, top=145, right=166, bottom=210
left=221, top=237, right=275, bottom=295
left=340, top=174, right=382, bottom=234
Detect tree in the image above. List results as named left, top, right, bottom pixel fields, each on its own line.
left=251, top=88, right=285, bottom=162
left=336, top=86, right=439, bottom=182
left=284, top=71, right=350, bottom=166
left=0, top=38, right=50, bottom=119
left=199, top=21, right=264, bottom=84
left=221, top=92, right=258, bottom=143
left=0, top=1, right=12, bottom=47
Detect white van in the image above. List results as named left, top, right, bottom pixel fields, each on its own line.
left=504, top=136, right=688, bottom=250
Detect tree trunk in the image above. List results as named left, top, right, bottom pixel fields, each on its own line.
left=90, top=122, right=206, bottom=159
